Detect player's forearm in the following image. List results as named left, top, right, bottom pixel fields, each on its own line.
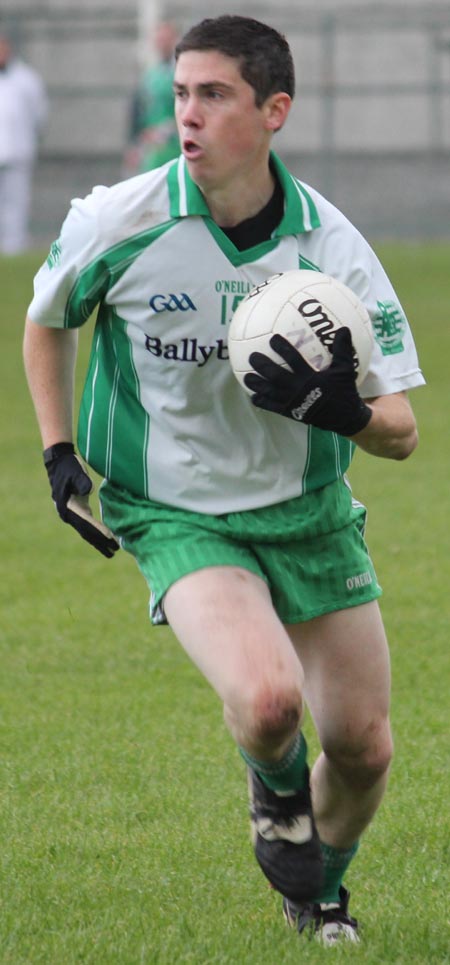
left=351, top=391, right=418, bottom=460
left=23, top=315, right=78, bottom=448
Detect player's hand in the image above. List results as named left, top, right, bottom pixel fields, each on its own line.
left=43, top=442, right=120, bottom=558
left=244, top=327, right=372, bottom=437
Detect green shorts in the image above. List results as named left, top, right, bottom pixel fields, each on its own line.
left=100, top=478, right=382, bottom=626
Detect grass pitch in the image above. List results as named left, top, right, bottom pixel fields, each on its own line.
left=0, top=245, right=449, bottom=963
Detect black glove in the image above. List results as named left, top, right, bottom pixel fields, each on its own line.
left=244, top=327, right=372, bottom=437
left=43, top=442, right=120, bottom=558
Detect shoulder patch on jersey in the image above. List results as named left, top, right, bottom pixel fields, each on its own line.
left=46, top=239, right=62, bottom=269
left=373, top=300, right=407, bottom=355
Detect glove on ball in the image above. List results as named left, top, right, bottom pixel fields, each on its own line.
left=244, top=327, right=372, bottom=437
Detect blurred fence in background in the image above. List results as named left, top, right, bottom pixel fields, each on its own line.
left=2, top=2, right=450, bottom=242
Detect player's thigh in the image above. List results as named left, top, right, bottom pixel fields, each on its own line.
left=164, top=565, right=304, bottom=709
left=286, top=601, right=391, bottom=754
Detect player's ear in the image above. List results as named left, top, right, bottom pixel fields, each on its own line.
left=263, top=92, right=292, bottom=133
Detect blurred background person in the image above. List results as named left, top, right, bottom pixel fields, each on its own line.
left=0, top=29, right=48, bottom=254
left=123, top=20, right=179, bottom=177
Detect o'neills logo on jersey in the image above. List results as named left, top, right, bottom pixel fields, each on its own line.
left=145, top=336, right=229, bottom=367
left=149, top=293, right=197, bottom=313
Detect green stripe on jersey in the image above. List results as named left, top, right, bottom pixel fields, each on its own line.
left=78, top=306, right=150, bottom=496
left=167, top=157, right=211, bottom=218
left=291, top=177, right=322, bottom=232
left=302, top=427, right=355, bottom=495
left=299, top=254, right=320, bottom=271
left=270, top=155, right=321, bottom=235
left=63, top=221, right=175, bottom=328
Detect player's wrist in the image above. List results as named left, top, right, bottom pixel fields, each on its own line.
left=340, top=401, right=373, bottom=437
left=43, top=441, right=75, bottom=466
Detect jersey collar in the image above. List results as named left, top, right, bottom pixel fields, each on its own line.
left=167, top=152, right=321, bottom=235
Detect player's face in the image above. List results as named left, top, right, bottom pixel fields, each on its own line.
left=174, top=50, right=284, bottom=197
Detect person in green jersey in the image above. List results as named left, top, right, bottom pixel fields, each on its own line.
left=123, top=20, right=180, bottom=176
left=23, top=15, right=424, bottom=946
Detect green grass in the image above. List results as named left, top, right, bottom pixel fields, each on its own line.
left=1, top=246, right=449, bottom=963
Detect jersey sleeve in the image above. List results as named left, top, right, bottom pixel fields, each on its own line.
left=352, top=245, right=425, bottom=398
left=311, top=205, right=425, bottom=398
left=27, top=185, right=111, bottom=329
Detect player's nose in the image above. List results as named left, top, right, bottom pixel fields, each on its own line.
left=179, top=94, right=203, bottom=128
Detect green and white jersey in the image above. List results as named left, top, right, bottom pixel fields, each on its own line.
left=29, top=152, right=424, bottom=513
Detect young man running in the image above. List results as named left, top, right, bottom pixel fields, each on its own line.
left=23, top=15, right=424, bottom=945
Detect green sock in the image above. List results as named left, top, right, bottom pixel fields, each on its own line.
left=313, top=841, right=359, bottom=904
left=239, top=732, right=308, bottom=794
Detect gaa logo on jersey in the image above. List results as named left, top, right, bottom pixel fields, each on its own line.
left=373, top=300, right=406, bottom=355
left=149, top=292, right=197, bottom=313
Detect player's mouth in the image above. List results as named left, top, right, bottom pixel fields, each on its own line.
left=182, top=138, right=204, bottom=160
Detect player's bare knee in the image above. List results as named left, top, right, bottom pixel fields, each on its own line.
left=324, top=720, right=393, bottom=790
left=246, top=683, right=303, bottom=751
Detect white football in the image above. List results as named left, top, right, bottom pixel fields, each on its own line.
left=228, top=269, right=374, bottom=392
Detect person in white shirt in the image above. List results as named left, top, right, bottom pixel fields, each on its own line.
left=0, top=31, right=48, bottom=254
left=23, top=15, right=424, bottom=945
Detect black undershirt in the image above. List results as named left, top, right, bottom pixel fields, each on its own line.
left=219, top=176, right=284, bottom=251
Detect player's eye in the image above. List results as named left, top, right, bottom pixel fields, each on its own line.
left=204, top=88, right=224, bottom=101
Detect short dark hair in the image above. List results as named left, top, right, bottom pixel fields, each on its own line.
left=175, top=15, right=295, bottom=107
